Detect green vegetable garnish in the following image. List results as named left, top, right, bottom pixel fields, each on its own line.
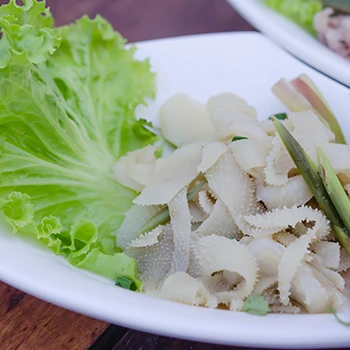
left=138, top=180, right=207, bottom=235
left=273, top=119, right=350, bottom=253
left=232, top=136, right=248, bottom=142
left=264, top=0, right=323, bottom=34
left=328, top=306, right=350, bottom=327
left=0, top=0, right=161, bottom=284
left=116, top=276, right=137, bottom=291
left=269, top=113, right=287, bottom=120
left=318, top=149, right=350, bottom=234
left=242, top=294, right=270, bottom=316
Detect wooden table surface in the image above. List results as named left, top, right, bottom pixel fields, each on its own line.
left=0, top=0, right=263, bottom=349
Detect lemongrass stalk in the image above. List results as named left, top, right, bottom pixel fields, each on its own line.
left=273, top=118, right=350, bottom=253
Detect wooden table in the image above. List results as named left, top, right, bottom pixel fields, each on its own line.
left=0, top=0, right=261, bottom=349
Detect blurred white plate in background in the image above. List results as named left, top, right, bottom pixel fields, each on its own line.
left=227, top=0, right=350, bottom=87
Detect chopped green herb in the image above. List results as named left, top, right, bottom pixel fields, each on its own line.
left=242, top=294, right=270, bottom=316
left=269, top=113, right=287, bottom=120
left=232, top=136, right=248, bottom=142
left=116, top=276, right=137, bottom=291
left=328, top=306, right=350, bottom=327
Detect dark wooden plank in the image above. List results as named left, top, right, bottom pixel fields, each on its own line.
left=89, top=325, right=128, bottom=350
left=0, top=0, right=256, bottom=349
left=113, top=330, right=260, bottom=350
left=0, top=282, right=108, bottom=350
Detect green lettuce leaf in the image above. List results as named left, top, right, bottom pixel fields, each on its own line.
left=69, top=249, right=142, bottom=291
left=0, top=0, right=160, bottom=288
left=264, top=0, right=323, bottom=34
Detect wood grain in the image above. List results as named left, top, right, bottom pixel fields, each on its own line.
left=0, top=283, right=108, bottom=350
left=0, top=0, right=255, bottom=349
left=113, top=330, right=259, bottom=350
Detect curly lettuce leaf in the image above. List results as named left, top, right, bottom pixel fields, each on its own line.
left=0, top=0, right=59, bottom=67
left=264, top=0, right=323, bottom=34
left=69, top=249, right=142, bottom=291
left=0, top=0, right=160, bottom=287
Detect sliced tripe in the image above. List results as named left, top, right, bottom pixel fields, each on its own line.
left=159, top=93, right=217, bottom=147
left=205, top=151, right=261, bottom=232
left=250, top=167, right=266, bottom=186
left=279, top=209, right=329, bottom=305
left=265, top=134, right=295, bottom=186
left=197, top=142, right=228, bottom=173
left=134, top=142, right=202, bottom=205
left=291, top=263, right=338, bottom=313
left=244, top=205, right=329, bottom=239
left=338, top=248, right=350, bottom=272
left=247, top=238, right=285, bottom=276
left=116, top=204, right=163, bottom=250
left=309, top=268, right=345, bottom=312
left=201, top=272, right=242, bottom=295
left=323, top=143, right=350, bottom=183
left=229, top=299, right=244, bottom=311
left=312, top=241, right=340, bottom=270
left=111, top=145, right=157, bottom=192
left=198, top=190, right=214, bottom=215
left=290, top=110, right=335, bottom=162
left=168, top=187, right=192, bottom=274
left=324, top=143, right=350, bottom=172
left=259, top=119, right=275, bottom=135
left=189, top=202, right=208, bottom=223
left=256, top=175, right=313, bottom=210
left=206, top=93, right=257, bottom=140
left=193, top=235, right=258, bottom=300
left=226, top=122, right=270, bottom=142
left=274, top=231, right=297, bottom=246
left=128, top=226, right=162, bottom=248
left=156, top=272, right=217, bottom=308
left=310, top=255, right=345, bottom=291
left=262, top=285, right=301, bottom=313
left=126, top=224, right=174, bottom=290
left=230, top=138, right=272, bottom=174
left=206, top=93, right=257, bottom=121
left=194, top=199, right=239, bottom=239
left=253, top=275, right=278, bottom=295
left=245, top=206, right=330, bottom=305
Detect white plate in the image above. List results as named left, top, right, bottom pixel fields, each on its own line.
left=1, top=32, right=350, bottom=349
left=227, top=0, right=350, bottom=87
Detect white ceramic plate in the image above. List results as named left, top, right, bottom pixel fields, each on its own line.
left=227, top=0, right=350, bottom=87
left=1, top=32, right=350, bottom=349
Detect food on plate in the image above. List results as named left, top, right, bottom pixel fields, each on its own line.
left=1, top=0, right=350, bottom=318
left=115, top=79, right=350, bottom=315
left=264, top=0, right=350, bottom=60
